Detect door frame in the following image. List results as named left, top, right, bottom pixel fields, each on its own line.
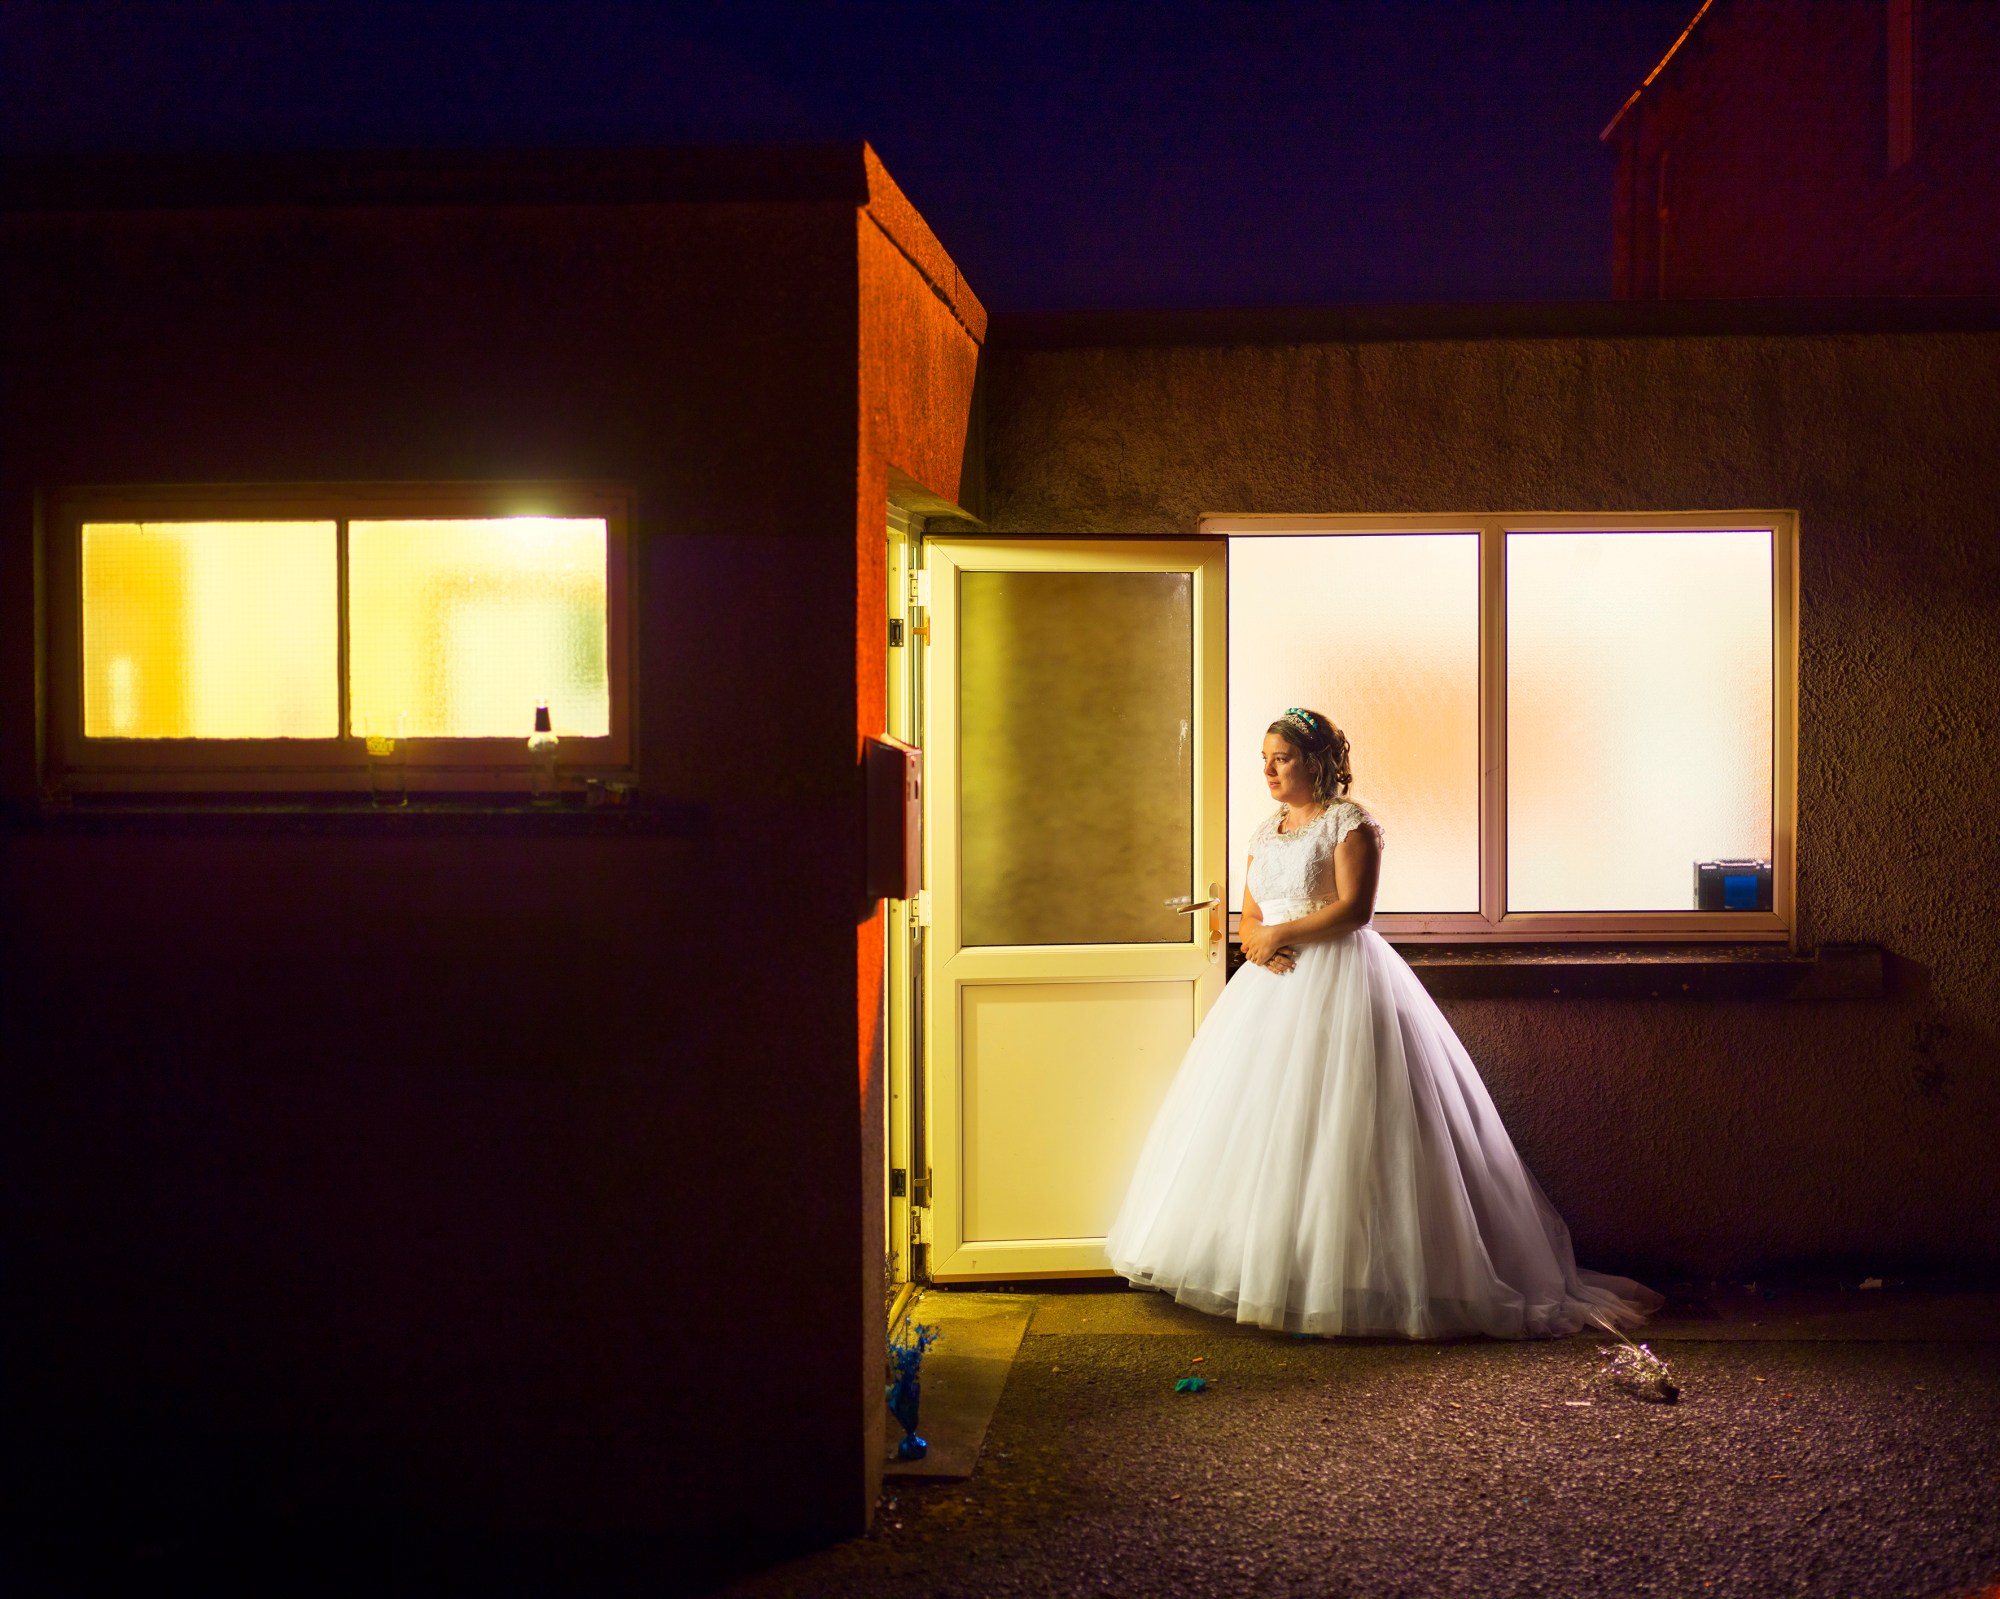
left=921, top=537, right=1227, bottom=1281
left=884, top=504, right=925, bottom=1311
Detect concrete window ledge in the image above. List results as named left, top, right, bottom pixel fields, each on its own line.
left=7, top=798, right=709, bottom=839
left=1226, top=941, right=1884, bottom=1000
left=1392, top=942, right=1884, bottom=1001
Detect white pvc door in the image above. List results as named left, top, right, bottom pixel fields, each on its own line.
left=923, top=539, right=1226, bottom=1279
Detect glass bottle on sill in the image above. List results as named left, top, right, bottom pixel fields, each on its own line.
left=364, top=712, right=409, bottom=808
left=528, top=703, right=560, bottom=806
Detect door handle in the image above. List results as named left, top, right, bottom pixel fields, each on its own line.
left=1166, top=887, right=1225, bottom=963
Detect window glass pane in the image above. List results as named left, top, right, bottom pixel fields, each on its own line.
left=81, top=521, right=338, bottom=738
left=1228, top=534, right=1480, bottom=913
left=1507, top=530, right=1773, bottom=911
left=960, top=570, right=1192, bottom=946
left=348, top=518, right=609, bottom=738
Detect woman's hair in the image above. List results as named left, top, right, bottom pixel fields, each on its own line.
left=1267, top=706, right=1353, bottom=805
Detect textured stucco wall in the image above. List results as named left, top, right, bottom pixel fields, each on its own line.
left=983, top=329, right=2000, bottom=1278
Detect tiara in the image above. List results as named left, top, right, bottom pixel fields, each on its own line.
left=1282, top=707, right=1324, bottom=734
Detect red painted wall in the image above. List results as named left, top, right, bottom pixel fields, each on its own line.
left=0, top=150, right=978, bottom=1587
left=1607, top=0, right=2000, bottom=298
left=854, top=146, right=986, bottom=1500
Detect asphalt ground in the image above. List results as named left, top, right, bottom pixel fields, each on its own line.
left=723, top=1293, right=2000, bottom=1599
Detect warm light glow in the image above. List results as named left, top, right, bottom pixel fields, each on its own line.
left=348, top=518, right=610, bottom=739
left=1228, top=534, right=1481, bottom=913
left=1507, top=530, right=1773, bottom=911
left=81, top=521, right=339, bottom=738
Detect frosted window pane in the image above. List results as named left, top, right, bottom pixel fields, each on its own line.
left=960, top=570, right=1192, bottom=946
left=1228, top=535, right=1480, bottom=913
left=1507, top=530, right=1773, bottom=911
left=81, top=521, right=338, bottom=738
left=349, top=518, right=609, bottom=738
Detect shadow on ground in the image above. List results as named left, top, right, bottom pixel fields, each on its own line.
left=721, top=1286, right=2000, bottom=1599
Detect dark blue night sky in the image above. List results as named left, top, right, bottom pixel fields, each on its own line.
left=2, top=0, right=1697, bottom=309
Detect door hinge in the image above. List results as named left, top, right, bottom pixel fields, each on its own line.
left=909, top=569, right=931, bottom=608
left=911, top=889, right=931, bottom=928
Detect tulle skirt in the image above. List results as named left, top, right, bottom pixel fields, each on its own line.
left=1105, top=925, right=1662, bottom=1340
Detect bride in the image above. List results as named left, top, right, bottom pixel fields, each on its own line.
left=1106, top=707, right=1661, bottom=1339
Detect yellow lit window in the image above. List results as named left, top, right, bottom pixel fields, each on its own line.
left=54, top=488, right=630, bottom=792
left=1212, top=513, right=1796, bottom=942
left=348, top=518, right=610, bottom=739
left=82, top=521, right=339, bottom=739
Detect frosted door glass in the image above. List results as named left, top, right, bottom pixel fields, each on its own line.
left=349, top=518, right=609, bottom=738
left=81, top=521, right=338, bottom=738
left=960, top=571, right=1192, bottom=947
left=1228, top=535, right=1480, bottom=913
left=1507, top=530, right=1773, bottom=911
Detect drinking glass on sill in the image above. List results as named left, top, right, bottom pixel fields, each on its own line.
left=364, top=713, right=409, bottom=808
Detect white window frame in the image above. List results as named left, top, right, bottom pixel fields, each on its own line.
left=45, top=482, right=634, bottom=795
left=1206, top=511, right=1799, bottom=944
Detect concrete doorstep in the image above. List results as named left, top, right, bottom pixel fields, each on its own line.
left=884, top=1291, right=1033, bottom=1481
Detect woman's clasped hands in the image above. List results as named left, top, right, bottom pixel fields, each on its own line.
left=1238, top=915, right=1299, bottom=975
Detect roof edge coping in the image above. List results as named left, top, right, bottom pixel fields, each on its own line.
left=861, top=145, right=987, bottom=345
left=988, top=298, right=2000, bottom=350
left=0, top=143, right=874, bottom=213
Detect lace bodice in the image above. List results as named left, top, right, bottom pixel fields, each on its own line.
left=1246, top=801, right=1383, bottom=921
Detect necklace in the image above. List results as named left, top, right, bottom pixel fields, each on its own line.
left=1277, top=803, right=1328, bottom=836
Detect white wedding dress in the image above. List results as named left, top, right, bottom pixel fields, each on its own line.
left=1106, top=801, right=1662, bottom=1339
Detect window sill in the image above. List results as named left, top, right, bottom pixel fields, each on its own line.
left=1398, top=941, right=1882, bottom=1000
left=9, top=796, right=709, bottom=839
left=1228, top=940, right=1884, bottom=1000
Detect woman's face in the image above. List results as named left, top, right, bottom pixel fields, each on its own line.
left=1262, top=734, right=1314, bottom=807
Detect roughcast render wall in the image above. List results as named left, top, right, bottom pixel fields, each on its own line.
left=983, top=330, right=2000, bottom=1278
